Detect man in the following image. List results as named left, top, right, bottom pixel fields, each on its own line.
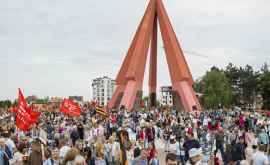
left=215, top=129, right=225, bottom=160
left=166, top=153, right=178, bottom=165
left=251, top=144, right=269, bottom=165
left=183, top=129, right=201, bottom=161
left=70, top=125, right=80, bottom=146
left=0, top=137, right=10, bottom=165
left=186, top=148, right=203, bottom=165
left=4, top=132, right=15, bottom=158
left=231, top=137, right=246, bottom=164
left=28, top=139, right=43, bottom=165
left=131, top=148, right=148, bottom=165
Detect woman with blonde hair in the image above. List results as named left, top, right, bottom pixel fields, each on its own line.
left=63, top=148, right=80, bottom=165
left=95, top=142, right=106, bottom=165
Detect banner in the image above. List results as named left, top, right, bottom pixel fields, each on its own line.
left=96, top=106, right=108, bottom=117
left=60, top=98, right=81, bottom=116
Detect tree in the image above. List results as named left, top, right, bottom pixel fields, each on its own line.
left=259, top=63, right=270, bottom=110
left=201, top=69, right=233, bottom=109
left=225, top=63, right=260, bottom=108
left=0, top=100, right=12, bottom=108
left=238, top=65, right=260, bottom=107
left=225, top=63, right=241, bottom=105
left=193, top=78, right=202, bottom=93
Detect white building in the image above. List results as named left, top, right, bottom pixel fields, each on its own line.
left=92, top=76, right=116, bottom=106
left=160, top=86, right=173, bottom=106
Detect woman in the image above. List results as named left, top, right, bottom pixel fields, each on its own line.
left=63, top=148, right=80, bottom=165
left=95, top=143, right=106, bottom=165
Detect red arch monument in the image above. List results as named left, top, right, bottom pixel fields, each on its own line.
left=108, top=0, right=201, bottom=112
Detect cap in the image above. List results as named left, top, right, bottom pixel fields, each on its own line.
left=189, top=148, right=202, bottom=157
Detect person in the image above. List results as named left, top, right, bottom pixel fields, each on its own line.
left=147, top=142, right=158, bottom=165
left=183, top=128, right=200, bottom=161
left=59, top=138, right=71, bottom=164
left=168, top=135, right=180, bottom=160
left=131, top=148, right=148, bottom=165
left=165, top=153, right=178, bottom=165
left=4, top=133, right=15, bottom=158
left=95, top=143, right=106, bottom=165
left=186, top=148, right=203, bottom=165
left=28, top=140, right=43, bottom=165
left=74, top=155, right=86, bottom=165
left=109, top=136, right=120, bottom=165
left=63, top=148, right=80, bottom=165
left=70, top=126, right=80, bottom=146
left=231, top=137, right=246, bottom=164
left=43, top=148, right=54, bottom=165
left=251, top=144, right=269, bottom=165
left=215, top=129, right=225, bottom=160
left=0, top=137, right=10, bottom=165
left=258, top=128, right=269, bottom=151
left=10, top=144, right=25, bottom=165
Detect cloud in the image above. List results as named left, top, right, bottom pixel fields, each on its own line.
left=1, top=0, right=270, bottom=100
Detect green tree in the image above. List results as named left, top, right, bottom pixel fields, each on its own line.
left=193, top=78, right=202, bottom=93
left=225, top=63, right=241, bottom=105
left=238, top=65, right=260, bottom=107
left=0, top=100, right=12, bottom=108
left=259, top=63, right=270, bottom=110
left=201, top=68, right=233, bottom=109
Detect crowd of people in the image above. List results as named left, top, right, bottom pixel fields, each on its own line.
left=1, top=104, right=270, bottom=165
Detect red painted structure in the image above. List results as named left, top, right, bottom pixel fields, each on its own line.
left=108, top=0, right=201, bottom=112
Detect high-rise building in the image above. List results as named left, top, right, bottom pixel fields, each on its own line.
left=92, top=76, right=116, bottom=106
left=160, top=86, right=173, bottom=106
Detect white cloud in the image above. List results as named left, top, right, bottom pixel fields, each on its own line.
left=1, top=0, right=270, bottom=100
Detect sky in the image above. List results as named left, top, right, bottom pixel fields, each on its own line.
left=1, top=0, right=270, bottom=100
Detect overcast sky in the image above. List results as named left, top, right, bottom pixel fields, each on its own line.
left=1, top=0, right=269, bottom=100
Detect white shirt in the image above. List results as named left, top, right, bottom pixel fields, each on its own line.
left=252, top=151, right=269, bottom=165
left=168, top=142, right=180, bottom=155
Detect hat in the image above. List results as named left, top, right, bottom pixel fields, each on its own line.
left=189, top=148, right=202, bottom=157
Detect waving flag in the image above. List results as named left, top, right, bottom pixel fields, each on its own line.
left=16, top=89, right=34, bottom=131
left=28, top=104, right=41, bottom=123
left=15, top=89, right=40, bottom=131
left=9, top=106, right=17, bottom=113
left=60, top=98, right=81, bottom=116
left=95, top=106, right=108, bottom=117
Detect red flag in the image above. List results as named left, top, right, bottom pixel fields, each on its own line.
left=60, top=99, right=81, bottom=116
left=28, top=104, right=40, bottom=123
left=9, top=106, right=17, bottom=113
left=16, top=89, right=32, bottom=131
left=18, top=88, right=29, bottom=112
left=16, top=89, right=40, bottom=131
